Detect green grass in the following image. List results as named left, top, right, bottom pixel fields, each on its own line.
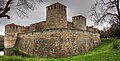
left=0, top=38, right=120, bottom=61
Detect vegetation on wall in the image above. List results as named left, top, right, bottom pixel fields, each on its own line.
left=0, top=44, right=4, bottom=51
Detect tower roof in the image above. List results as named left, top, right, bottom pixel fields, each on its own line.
left=5, top=23, right=20, bottom=27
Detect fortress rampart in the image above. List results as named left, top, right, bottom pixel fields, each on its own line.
left=15, top=28, right=100, bottom=58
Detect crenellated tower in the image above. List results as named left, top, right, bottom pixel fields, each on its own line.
left=46, top=3, right=67, bottom=29
left=4, top=23, right=29, bottom=48
left=72, top=15, right=86, bottom=30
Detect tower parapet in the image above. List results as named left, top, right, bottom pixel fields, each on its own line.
left=72, top=15, right=86, bottom=30
left=46, top=3, right=67, bottom=29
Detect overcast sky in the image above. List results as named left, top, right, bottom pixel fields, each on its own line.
left=0, top=0, right=100, bottom=35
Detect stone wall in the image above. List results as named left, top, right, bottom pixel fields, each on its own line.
left=67, top=21, right=74, bottom=29
left=46, top=3, right=67, bottom=29
left=14, top=28, right=100, bottom=58
left=4, top=33, right=18, bottom=48
left=29, top=21, right=46, bottom=32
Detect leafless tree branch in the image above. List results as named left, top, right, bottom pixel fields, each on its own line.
left=89, top=0, right=120, bottom=25
left=0, top=0, right=49, bottom=19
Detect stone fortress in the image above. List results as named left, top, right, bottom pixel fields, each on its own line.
left=4, top=3, right=100, bottom=58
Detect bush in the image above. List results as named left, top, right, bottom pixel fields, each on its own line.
left=0, top=44, right=4, bottom=51
left=112, top=38, right=119, bottom=49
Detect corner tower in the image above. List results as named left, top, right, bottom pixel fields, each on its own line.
left=72, top=15, right=86, bottom=30
left=4, top=23, right=19, bottom=48
left=4, top=23, right=29, bottom=48
left=46, top=3, right=67, bottom=29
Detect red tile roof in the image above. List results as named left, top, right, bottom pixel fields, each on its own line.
left=5, top=23, right=20, bottom=27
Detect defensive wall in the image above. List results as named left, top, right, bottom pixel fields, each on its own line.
left=15, top=28, right=100, bottom=58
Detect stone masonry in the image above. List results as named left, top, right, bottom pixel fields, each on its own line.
left=4, top=2, right=100, bottom=58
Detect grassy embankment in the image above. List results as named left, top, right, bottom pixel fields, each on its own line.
left=0, top=38, right=120, bottom=61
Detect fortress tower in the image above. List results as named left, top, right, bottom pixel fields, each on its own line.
left=46, top=3, right=67, bottom=29
left=4, top=24, right=19, bottom=48
left=72, top=15, right=86, bottom=30
left=4, top=23, right=29, bottom=48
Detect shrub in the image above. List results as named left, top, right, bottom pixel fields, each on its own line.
left=0, top=44, right=4, bottom=51
left=112, top=38, right=119, bottom=49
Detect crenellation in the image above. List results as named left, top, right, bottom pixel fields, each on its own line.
left=72, top=15, right=86, bottom=30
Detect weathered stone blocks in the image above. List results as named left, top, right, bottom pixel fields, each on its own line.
left=14, top=29, right=100, bottom=58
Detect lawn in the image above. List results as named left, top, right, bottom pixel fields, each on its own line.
left=0, top=38, right=120, bottom=61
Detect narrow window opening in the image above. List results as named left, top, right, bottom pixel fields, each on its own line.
left=12, top=35, right=14, bottom=38
left=16, top=26, right=18, bottom=29
left=60, top=29, right=62, bottom=31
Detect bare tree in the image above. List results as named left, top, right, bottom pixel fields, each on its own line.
left=0, top=0, right=47, bottom=19
left=90, top=0, right=120, bottom=26
left=90, top=0, right=120, bottom=49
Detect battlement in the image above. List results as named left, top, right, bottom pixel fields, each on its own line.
left=46, top=2, right=67, bottom=29
left=72, top=15, right=86, bottom=20
left=87, top=26, right=99, bottom=33
left=72, top=15, right=86, bottom=30
left=46, top=3, right=66, bottom=11
left=5, top=23, right=29, bottom=33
